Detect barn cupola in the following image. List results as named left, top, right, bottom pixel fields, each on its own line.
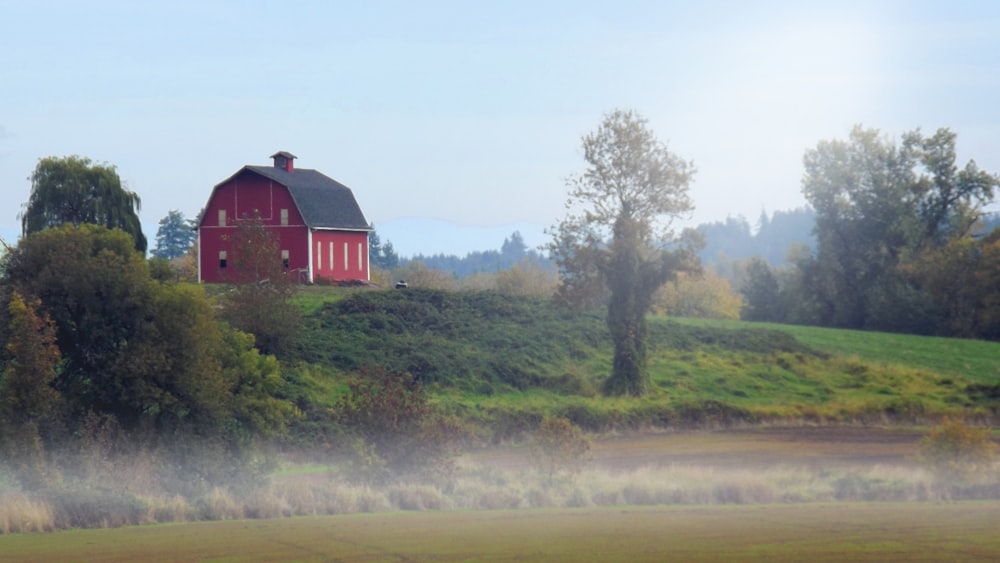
left=270, top=151, right=297, bottom=173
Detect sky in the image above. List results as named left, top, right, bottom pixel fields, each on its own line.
left=2, top=0, right=1000, bottom=256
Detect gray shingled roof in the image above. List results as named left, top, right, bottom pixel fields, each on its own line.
left=239, top=165, right=371, bottom=230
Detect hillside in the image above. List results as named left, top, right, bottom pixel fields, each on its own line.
left=289, top=288, right=1000, bottom=434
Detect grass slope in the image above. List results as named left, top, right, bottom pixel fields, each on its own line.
left=289, top=288, right=1000, bottom=431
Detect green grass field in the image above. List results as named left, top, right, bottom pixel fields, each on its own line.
left=675, top=317, right=1000, bottom=384
left=2, top=503, right=999, bottom=561
left=284, top=287, right=1000, bottom=432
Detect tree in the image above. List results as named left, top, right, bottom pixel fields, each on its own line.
left=218, top=214, right=301, bottom=356
left=0, top=291, right=64, bottom=488
left=740, top=257, right=783, bottom=322
left=500, top=231, right=528, bottom=261
left=369, top=227, right=400, bottom=270
left=656, top=270, right=742, bottom=320
left=901, top=230, right=1000, bottom=339
left=20, top=156, right=147, bottom=252
left=801, top=125, right=998, bottom=331
left=549, top=110, right=701, bottom=396
left=152, top=210, right=197, bottom=259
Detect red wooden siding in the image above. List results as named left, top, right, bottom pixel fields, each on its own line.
left=311, top=230, right=369, bottom=282
left=199, top=171, right=310, bottom=283
left=198, top=168, right=369, bottom=284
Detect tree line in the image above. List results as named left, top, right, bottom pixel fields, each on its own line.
left=739, top=126, right=1000, bottom=339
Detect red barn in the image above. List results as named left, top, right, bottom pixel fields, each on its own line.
left=197, top=151, right=371, bottom=284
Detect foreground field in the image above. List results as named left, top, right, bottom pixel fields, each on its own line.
left=2, top=503, right=999, bottom=561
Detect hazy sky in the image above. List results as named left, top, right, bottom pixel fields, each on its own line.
left=3, top=1, right=999, bottom=255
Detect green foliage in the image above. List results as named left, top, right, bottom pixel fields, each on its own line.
left=740, top=257, right=784, bottom=322
left=151, top=210, right=196, bottom=260
left=296, top=289, right=607, bottom=392
left=800, top=125, right=999, bottom=332
left=528, top=416, right=591, bottom=485
left=20, top=155, right=146, bottom=252
left=0, top=224, right=295, bottom=491
left=293, top=288, right=1000, bottom=436
left=902, top=231, right=1000, bottom=339
left=0, top=292, right=63, bottom=489
left=918, top=419, right=997, bottom=481
left=549, top=109, right=701, bottom=396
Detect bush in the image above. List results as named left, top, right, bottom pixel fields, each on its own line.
left=39, top=488, right=150, bottom=528
left=527, top=417, right=592, bottom=485
left=918, top=418, right=997, bottom=482
left=335, top=367, right=460, bottom=484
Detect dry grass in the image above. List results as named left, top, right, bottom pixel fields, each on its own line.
left=0, top=494, right=54, bottom=534
left=1, top=460, right=998, bottom=534
left=2, top=427, right=999, bottom=534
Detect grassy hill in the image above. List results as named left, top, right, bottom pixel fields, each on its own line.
left=288, top=287, right=1000, bottom=434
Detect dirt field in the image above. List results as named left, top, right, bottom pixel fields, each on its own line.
left=463, top=426, right=928, bottom=471
left=3, top=503, right=999, bottom=561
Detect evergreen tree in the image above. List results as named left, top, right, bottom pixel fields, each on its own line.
left=152, top=210, right=197, bottom=259
left=369, top=228, right=400, bottom=270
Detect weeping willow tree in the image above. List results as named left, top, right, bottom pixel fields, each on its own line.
left=549, top=110, right=701, bottom=396
left=20, top=156, right=146, bottom=252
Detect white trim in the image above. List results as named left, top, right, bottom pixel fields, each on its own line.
left=196, top=229, right=202, bottom=282
left=343, top=242, right=348, bottom=270
left=307, top=229, right=314, bottom=283
left=309, top=226, right=373, bottom=233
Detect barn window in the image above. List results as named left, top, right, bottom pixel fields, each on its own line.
left=281, top=249, right=289, bottom=269
left=329, top=242, right=334, bottom=270
left=317, top=241, right=322, bottom=269
left=218, top=209, right=226, bottom=226
left=358, top=242, right=363, bottom=271
left=219, top=250, right=227, bottom=269
left=280, top=208, right=288, bottom=226
left=343, top=242, right=348, bottom=270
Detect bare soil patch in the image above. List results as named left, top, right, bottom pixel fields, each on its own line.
left=462, top=426, right=928, bottom=471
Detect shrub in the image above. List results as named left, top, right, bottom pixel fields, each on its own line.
left=918, top=418, right=997, bottom=482
left=40, top=488, right=150, bottom=528
left=335, top=367, right=460, bottom=484
left=527, top=416, right=592, bottom=485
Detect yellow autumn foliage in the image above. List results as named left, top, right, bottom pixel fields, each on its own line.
left=654, top=270, right=742, bottom=320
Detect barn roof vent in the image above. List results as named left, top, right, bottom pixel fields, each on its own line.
left=270, top=151, right=297, bottom=173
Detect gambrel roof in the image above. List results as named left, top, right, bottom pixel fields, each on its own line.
left=219, top=165, right=371, bottom=231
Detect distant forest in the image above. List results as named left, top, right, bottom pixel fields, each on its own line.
left=393, top=208, right=1000, bottom=280
left=401, top=231, right=552, bottom=279
left=697, top=207, right=816, bottom=267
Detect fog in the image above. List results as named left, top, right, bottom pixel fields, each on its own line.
left=3, top=428, right=998, bottom=534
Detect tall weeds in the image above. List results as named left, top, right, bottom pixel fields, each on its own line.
left=2, top=459, right=998, bottom=534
